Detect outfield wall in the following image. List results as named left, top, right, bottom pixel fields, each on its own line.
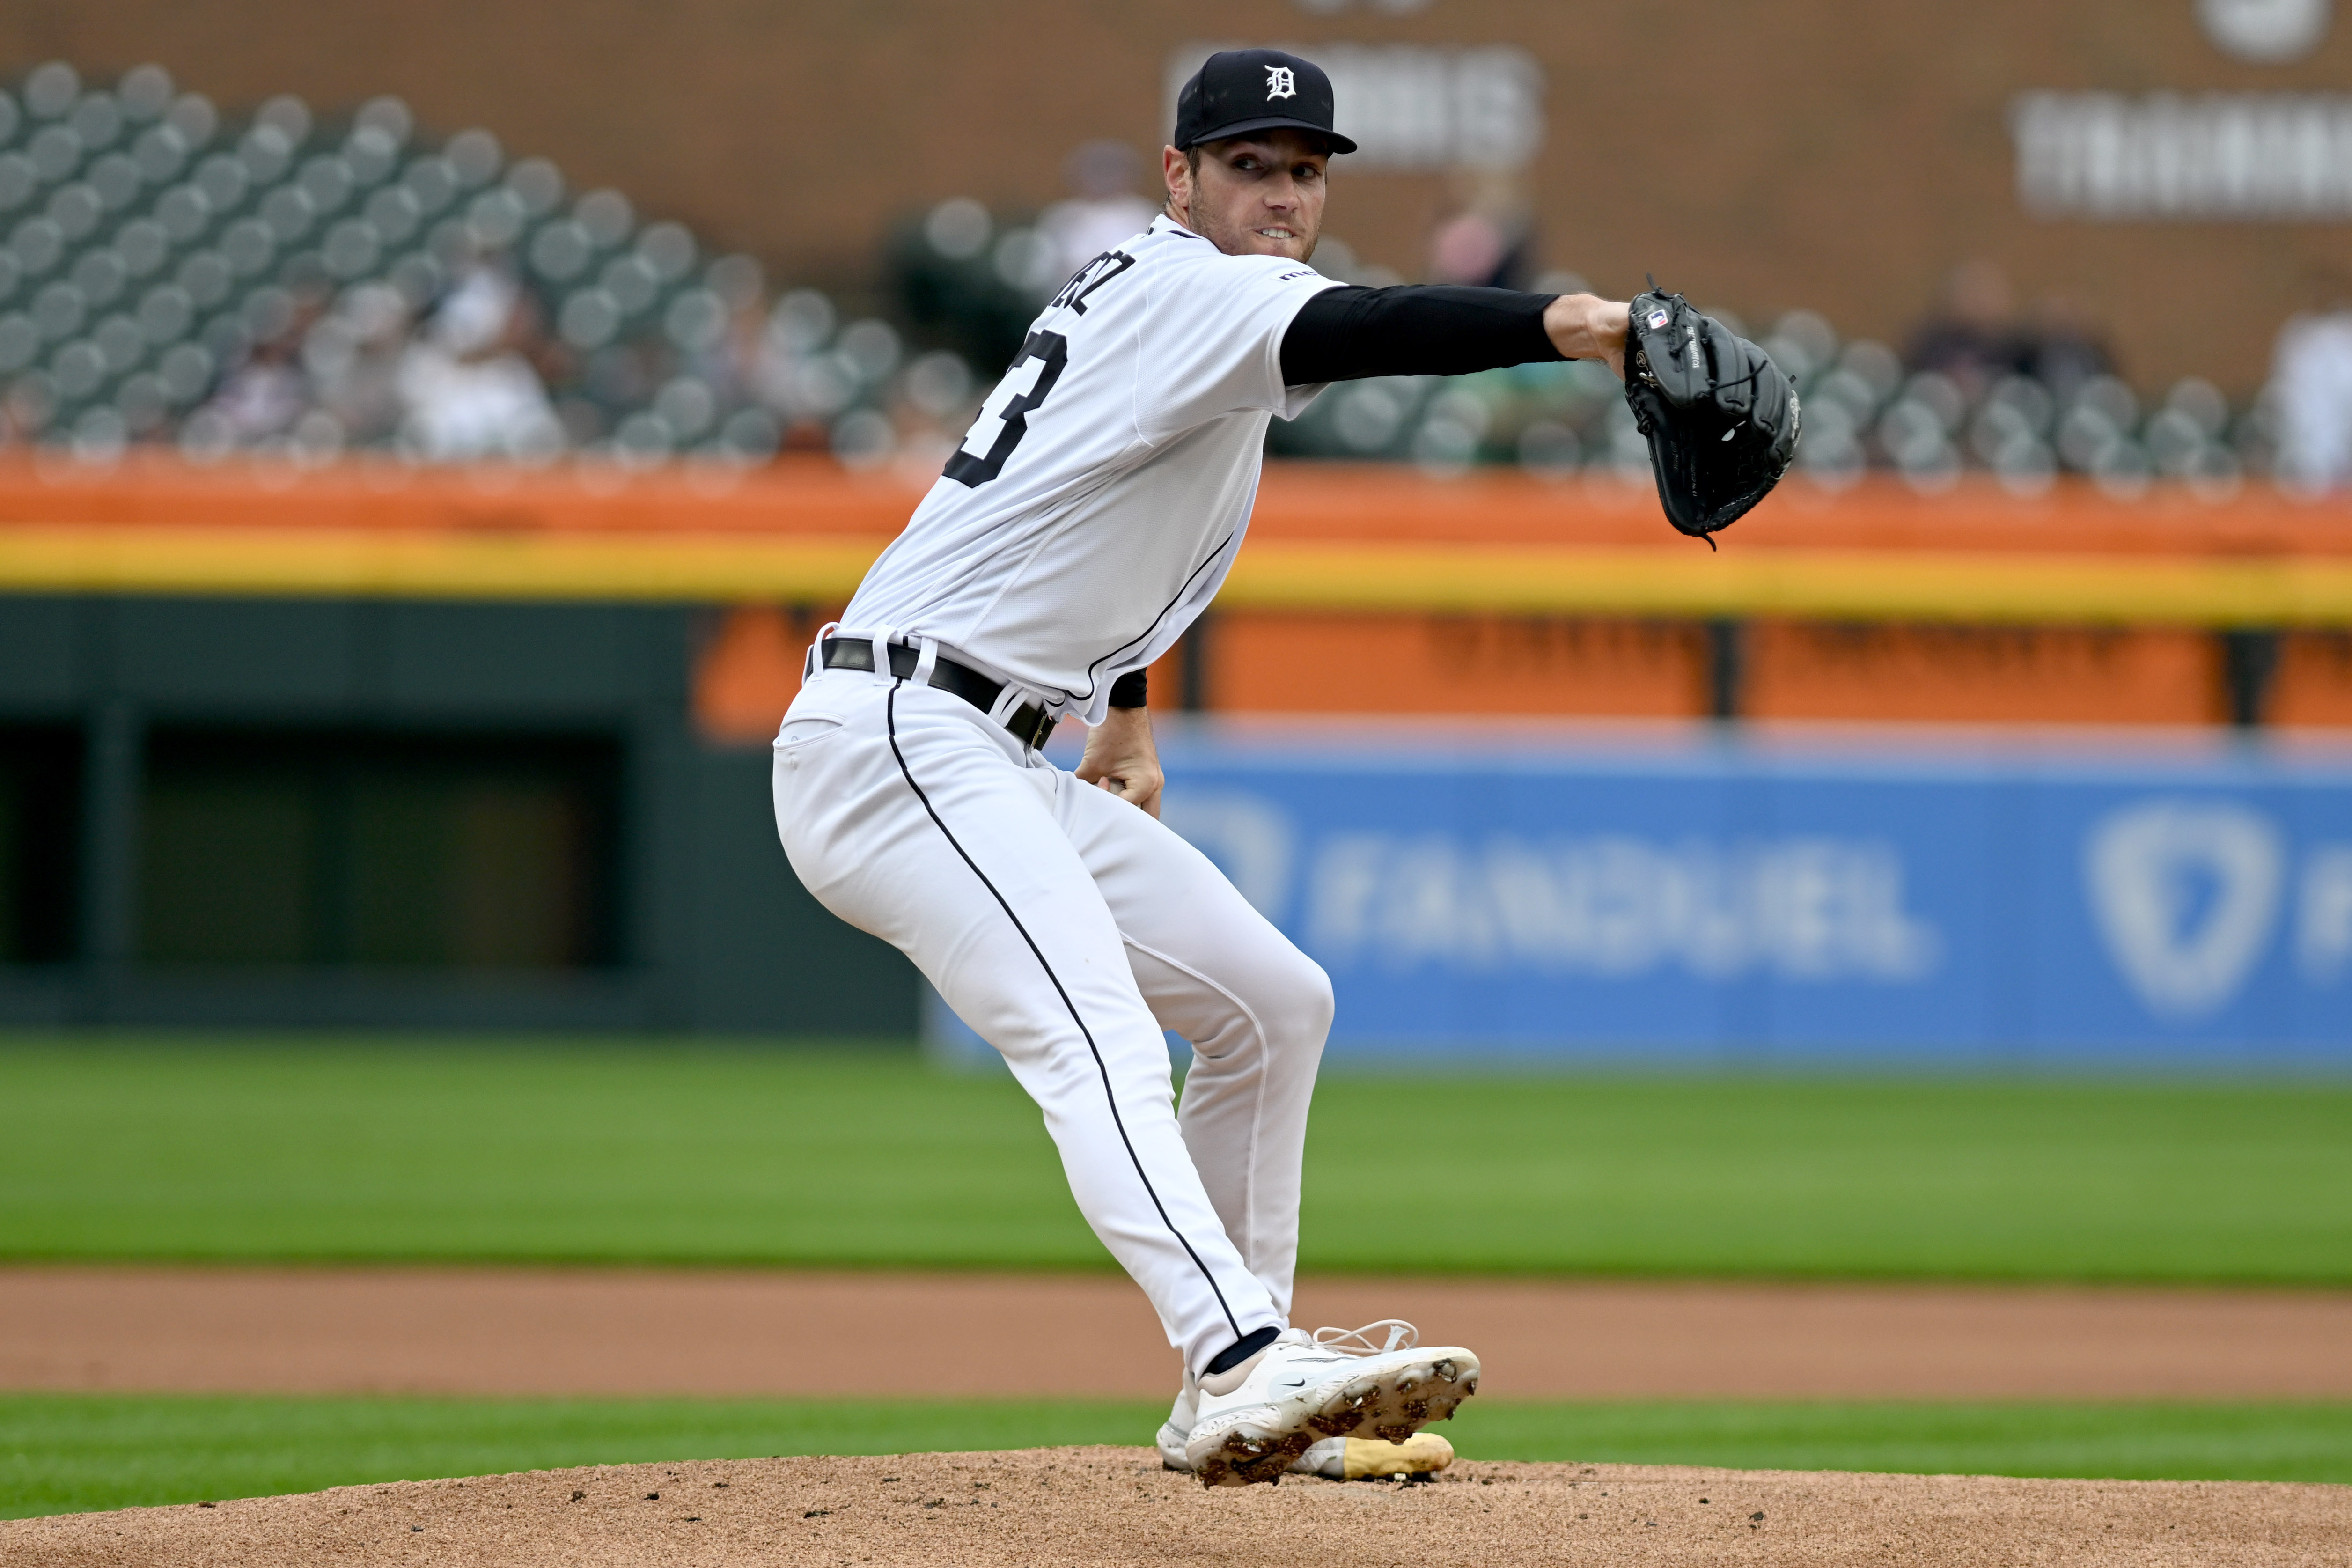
left=928, top=721, right=2352, bottom=1064
left=13, top=593, right=2351, bottom=1055
left=8, top=462, right=2352, bottom=1046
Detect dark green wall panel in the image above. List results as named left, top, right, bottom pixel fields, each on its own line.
left=677, top=747, right=919, bottom=1036
left=113, top=600, right=363, bottom=711
left=379, top=604, right=671, bottom=716
left=0, top=600, right=81, bottom=708
left=0, top=594, right=917, bottom=1037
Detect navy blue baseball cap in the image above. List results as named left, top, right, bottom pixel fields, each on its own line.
left=1172, top=49, right=1357, bottom=155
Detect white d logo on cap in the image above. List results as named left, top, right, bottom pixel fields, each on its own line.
left=1265, top=65, right=1296, bottom=100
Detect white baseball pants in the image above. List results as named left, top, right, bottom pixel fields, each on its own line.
left=772, top=662, right=1332, bottom=1376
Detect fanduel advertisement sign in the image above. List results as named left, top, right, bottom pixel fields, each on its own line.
left=928, top=729, right=2352, bottom=1064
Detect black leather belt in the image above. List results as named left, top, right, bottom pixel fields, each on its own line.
left=820, top=637, right=1058, bottom=751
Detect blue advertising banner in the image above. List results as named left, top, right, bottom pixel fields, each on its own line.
left=927, top=725, right=2352, bottom=1066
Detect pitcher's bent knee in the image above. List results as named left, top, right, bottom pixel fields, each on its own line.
left=1265, top=947, right=1335, bottom=1058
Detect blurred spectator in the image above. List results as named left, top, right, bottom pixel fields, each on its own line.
left=305, top=284, right=412, bottom=445
left=2020, top=293, right=2114, bottom=406
left=0, top=377, right=54, bottom=446
left=203, top=339, right=310, bottom=442
left=1906, top=260, right=2026, bottom=400
left=1426, top=171, right=1531, bottom=288
left=198, top=287, right=332, bottom=445
left=697, top=254, right=770, bottom=405
left=1038, top=141, right=1155, bottom=281
left=2272, top=286, right=2352, bottom=491
left=396, top=260, right=561, bottom=460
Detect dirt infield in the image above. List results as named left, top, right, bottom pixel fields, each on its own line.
left=6, top=1447, right=2348, bottom=1567
left=5, top=1267, right=2352, bottom=1400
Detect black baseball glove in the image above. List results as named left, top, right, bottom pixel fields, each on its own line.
left=1623, top=283, right=1800, bottom=547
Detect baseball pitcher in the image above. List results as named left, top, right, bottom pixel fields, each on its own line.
left=773, top=47, right=1795, bottom=1487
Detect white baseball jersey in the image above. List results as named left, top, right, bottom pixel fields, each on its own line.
left=839, top=214, right=1343, bottom=722
left=778, top=214, right=1352, bottom=1384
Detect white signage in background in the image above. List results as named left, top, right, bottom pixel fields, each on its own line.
left=2085, top=799, right=2294, bottom=1021
left=2198, top=0, right=2333, bottom=62
left=1302, top=832, right=1941, bottom=982
left=1167, top=43, right=1545, bottom=170
left=1294, top=0, right=1436, bottom=14
left=2301, top=844, right=2352, bottom=984
left=2083, top=802, right=2352, bottom=1016
left=2011, top=91, right=2352, bottom=219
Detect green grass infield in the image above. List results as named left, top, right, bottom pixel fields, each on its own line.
left=3, top=1037, right=2348, bottom=1282
left=4, top=1394, right=2349, bottom=1519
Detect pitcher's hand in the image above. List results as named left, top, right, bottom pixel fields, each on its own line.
left=1075, top=705, right=1164, bottom=819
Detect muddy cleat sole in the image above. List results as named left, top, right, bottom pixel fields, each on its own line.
left=1298, top=1347, right=1480, bottom=1446
left=1189, top=1420, right=1320, bottom=1487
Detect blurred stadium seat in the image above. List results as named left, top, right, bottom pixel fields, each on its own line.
left=896, top=192, right=2278, bottom=500
left=0, top=57, right=2308, bottom=506
left=0, top=60, right=925, bottom=469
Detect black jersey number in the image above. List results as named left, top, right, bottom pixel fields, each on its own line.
left=943, top=330, right=1068, bottom=487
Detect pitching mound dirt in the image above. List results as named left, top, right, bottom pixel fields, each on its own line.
left=6, top=1447, right=2347, bottom=1567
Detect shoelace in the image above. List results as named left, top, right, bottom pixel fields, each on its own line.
left=1310, top=1319, right=1418, bottom=1355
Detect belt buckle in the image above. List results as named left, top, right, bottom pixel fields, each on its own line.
left=1013, top=702, right=1054, bottom=751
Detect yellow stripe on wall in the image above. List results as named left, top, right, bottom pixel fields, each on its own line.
left=6, top=525, right=2352, bottom=627
left=0, top=527, right=884, bottom=604
left=1225, top=543, right=2352, bottom=627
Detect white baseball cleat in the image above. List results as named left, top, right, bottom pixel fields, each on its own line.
left=1179, top=1320, right=1479, bottom=1488
left=1155, top=1382, right=1198, bottom=1472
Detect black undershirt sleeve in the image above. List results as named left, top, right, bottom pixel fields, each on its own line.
left=1279, top=285, right=1565, bottom=385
